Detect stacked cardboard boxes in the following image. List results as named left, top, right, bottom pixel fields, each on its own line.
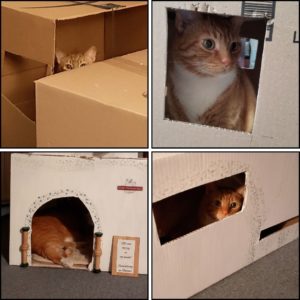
left=1, top=1, right=147, bottom=147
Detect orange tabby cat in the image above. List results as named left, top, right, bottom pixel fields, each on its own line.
left=166, top=9, right=256, bottom=133
left=31, top=215, right=79, bottom=268
left=55, top=46, right=97, bottom=72
left=198, top=182, right=245, bottom=227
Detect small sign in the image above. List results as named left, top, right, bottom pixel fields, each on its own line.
left=117, top=185, right=143, bottom=191
left=111, top=236, right=140, bottom=277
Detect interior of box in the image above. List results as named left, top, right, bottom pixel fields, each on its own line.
left=153, top=172, right=246, bottom=245
left=104, top=5, right=148, bottom=59
left=2, top=52, right=47, bottom=122
left=56, top=14, right=105, bottom=69
left=30, top=197, right=94, bottom=270
left=164, top=8, right=267, bottom=133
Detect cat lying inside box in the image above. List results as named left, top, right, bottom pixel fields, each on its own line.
left=31, top=199, right=94, bottom=268
left=165, top=9, right=256, bottom=133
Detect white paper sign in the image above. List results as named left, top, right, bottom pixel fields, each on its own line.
left=112, top=236, right=140, bottom=277
left=116, top=239, right=135, bottom=274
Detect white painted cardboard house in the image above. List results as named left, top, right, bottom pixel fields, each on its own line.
left=152, top=152, right=299, bottom=298
left=153, top=1, right=299, bottom=147
left=9, top=153, right=147, bottom=274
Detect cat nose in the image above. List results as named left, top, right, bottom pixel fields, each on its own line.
left=221, top=57, right=231, bottom=66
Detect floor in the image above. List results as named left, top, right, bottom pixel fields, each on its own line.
left=1, top=207, right=299, bottom=299
left=1, top=213, right=147, bottom=299
left=191, top=239, right=299, bottom=299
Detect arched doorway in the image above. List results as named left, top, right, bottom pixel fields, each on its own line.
left=30, top=197, right=94, bottom=270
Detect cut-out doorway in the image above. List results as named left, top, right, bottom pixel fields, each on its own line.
left=153, top=172, right=246, bottom=245
left=31, top=197, right=94, bottom=270
left=164, top=8, right=267, bottom=133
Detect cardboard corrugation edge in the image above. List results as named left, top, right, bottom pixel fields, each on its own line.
left=1, top=94, right=36, bottom=147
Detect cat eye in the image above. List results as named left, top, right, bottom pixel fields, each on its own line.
left=80, top=63, right=87, bottom=67
left=65, top=64, right=73, bottom=70
left=230, top=42, right=241, bottom=53
left=214, top=200, right=221, bottom=207
left=230, top=202, right=237, bottom=208
left=202, top=39, right=215, bottom=50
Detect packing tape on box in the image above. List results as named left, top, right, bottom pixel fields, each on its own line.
left=104, top=57, right=147, bottom=77
left=22, top=2, right=126, bottom=10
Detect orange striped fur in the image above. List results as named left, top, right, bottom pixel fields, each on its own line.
left=31, top=215, right=78, bottom=266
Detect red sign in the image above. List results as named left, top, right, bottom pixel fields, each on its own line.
left=117, top=186, right=143, bottom=191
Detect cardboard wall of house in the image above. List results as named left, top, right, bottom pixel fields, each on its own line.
left=35, top=50, right=147, bottom=147
left=152, top=152, right=299, bottom=298
left=9, top=153, right=147, bottom=274
left=152, top=1, right=299, bottom=147
left=2, top=1, right=147, bottom=70
left=1, top=52, right=48, bottom=147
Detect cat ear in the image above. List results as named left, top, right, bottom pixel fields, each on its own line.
left=236, top=185, right=246, bottom=196
left=175, top=9, right=198, bottom=33
left=84, top=46, right=97, bottom=63
left=55, top=49, right=65, bottom=64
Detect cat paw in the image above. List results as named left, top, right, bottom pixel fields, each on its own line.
left=60, top=257, right=74, bottom=268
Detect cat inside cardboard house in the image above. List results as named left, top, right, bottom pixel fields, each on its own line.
left=165, top=8, right=266, bottom=133
left=31, top=197, right=94, bottom=269
left=153, top=172, right=246, bottom=245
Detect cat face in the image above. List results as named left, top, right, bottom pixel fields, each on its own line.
left=55, top=46, right=97, bottom=72
left=173, top=10, right=242, bottom=76
left=203, top=183, right=245, bottom=221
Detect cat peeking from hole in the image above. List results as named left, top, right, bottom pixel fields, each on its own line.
left=55, top=46, right=97, bottom=72
left=198, top=182, right=245, bottom=227
left=166, top=9, right=256, bottom=133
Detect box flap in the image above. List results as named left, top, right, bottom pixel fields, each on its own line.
left=35, top=51, right=147, bottom=118
left=1, top=95, right=36, bottom=147
left=2, top=1, right=147, bottom=21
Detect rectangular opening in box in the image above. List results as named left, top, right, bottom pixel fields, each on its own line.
left=259, top=216, right=299, bottom=240
left=153, top=172, right=246, bottom=245
left=164, top=8, right=267, bottom=134
left=31, top=197, right=94, bottom=270
left=2, top=52, right=48, bottom=122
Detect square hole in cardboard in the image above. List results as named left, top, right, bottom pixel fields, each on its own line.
left=164, top=8, right=267, bottom=133
left=153, top=172, right=246, bottom=245
left=31, top=197, right=94, bottom=270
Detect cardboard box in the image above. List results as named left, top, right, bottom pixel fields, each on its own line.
left=2, top=1, right=147, bottom=69
left=9, top=153, right=147, bottom=274
left=1, top=53, right=47, bottom=147
left=152, top=2, right=299, bottom=147
left=152, top=152, right=299, bottom=298
left=1, top=1, right=147, bottom=147
left=35, top=50, right=147, bottom=147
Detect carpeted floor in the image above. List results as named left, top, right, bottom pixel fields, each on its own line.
left=1, top=214, right=147, bottom=299
left=191, top=239, right=299, bottom=299
left=2, top=209, right=298, bottom=299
